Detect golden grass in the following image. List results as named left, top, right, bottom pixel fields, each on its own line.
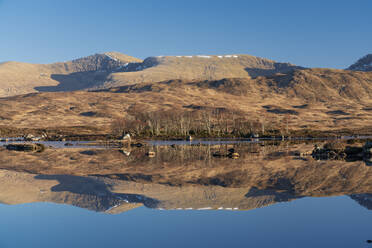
left=0, top=68, right=370, bottom=135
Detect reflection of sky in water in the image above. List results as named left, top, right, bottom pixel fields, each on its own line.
left=0, top=196, right=371, bottom=248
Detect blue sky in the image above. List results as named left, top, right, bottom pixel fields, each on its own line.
left=0, top=0, right=371, bottom=68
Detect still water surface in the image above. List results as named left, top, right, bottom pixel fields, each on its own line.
left=0, top=139, right=371, bottom=247
left=0, top=197, right=371, bottom=248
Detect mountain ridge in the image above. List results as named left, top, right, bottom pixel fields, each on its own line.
left=101, top=54, right=302, bottom=89
left=0, top=52, right=141, bottom=96
left=0, top=52, right=370, bottom=136
left=0, top=52, right=302, bottom=97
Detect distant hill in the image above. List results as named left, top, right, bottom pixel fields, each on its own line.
left=102, top=68, right=372, bottom=103
left=347, top=54, right=372, bottom=71
left=0, top=52, right=142, bottom=97
left=100, top=54, right=302, bottom=89
left=0, top=52, right=301, bottom=97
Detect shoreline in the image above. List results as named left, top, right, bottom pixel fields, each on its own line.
left=0, top=125, right=371, bottom=142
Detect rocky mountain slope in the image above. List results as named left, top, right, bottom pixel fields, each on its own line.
left=0, top=52, right=300, bottom=97
left=0, top=52, right=141, bottom=97
left=347, top=54, right=372, bottom=71
left=99, top=54, right=302, bottom=89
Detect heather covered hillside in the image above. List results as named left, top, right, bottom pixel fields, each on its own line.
left=0, top=67, right=370, bottom=137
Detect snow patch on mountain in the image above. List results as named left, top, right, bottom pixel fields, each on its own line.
left=156, top=55, right=240, bottom=59
left=104, top=53, right=118, bottom=62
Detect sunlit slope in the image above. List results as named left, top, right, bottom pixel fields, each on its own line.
left=0, top=68, right=370, bottom=133
left=103, top=54, right=301, bottom=88
left=0, top=52, right=141, bottom=97
left=0, top=53, right=300, bottom=96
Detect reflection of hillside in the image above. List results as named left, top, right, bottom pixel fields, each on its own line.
left=0, top=170, right=141, bottom=212
left=0, top=168, right=371, bottom=213
left=0, top=169, right=300, bottom=213
left=0, top=142, right=371, bottom=191
left=0, top=141, right=371, bottom=213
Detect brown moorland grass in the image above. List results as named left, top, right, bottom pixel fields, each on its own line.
left=0, top=68, right=370, bottom=137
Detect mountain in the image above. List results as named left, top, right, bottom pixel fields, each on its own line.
left=0, top=52, right=142, bottom=97
left=347, top=54, right=372, bottom=71
left=0, top=52, right=300, bottom=97
left=0, top=52, right=371, bottom=136
left=100, top=54, right=302, bottom=89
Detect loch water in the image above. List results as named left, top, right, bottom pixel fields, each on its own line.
left=0, top=139, right=371, bottom=248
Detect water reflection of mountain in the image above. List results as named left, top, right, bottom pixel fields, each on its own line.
left=349, top=194, right=372, bottom=210
left=0, top=141, right=371, bottom=213
left=0, top=168, right=370, bottom=214
left=0, top=170, right=302, bottom=213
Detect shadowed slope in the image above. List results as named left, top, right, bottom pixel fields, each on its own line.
left=347, top=54, right=372, bottom=72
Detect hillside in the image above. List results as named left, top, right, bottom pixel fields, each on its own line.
left=0, top=52, right=371, bottom=136
left=0, top=53, right=300, bottom=97
left=0, top=52, right=142, bottom=97
left=0, top=68, right=370, bottom=136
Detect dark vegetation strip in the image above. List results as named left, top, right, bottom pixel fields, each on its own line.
left=0, top=108, right=371, bottom=140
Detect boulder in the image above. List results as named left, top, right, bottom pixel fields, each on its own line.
left=5, top=143, right=45, bottom=152
left=146, top=151, right=155, bottom=157
left=24, top=134, right=34, bottom=141
left=119, top=149, right=131, bottom=156
left=24, top=134, right=43, bottom=141
left=212, top=152, right=224, bottom=157
left=364, top=141, right=372, bottom=155
left=312, top=142, right=348, bottom=160
left=312, top=141, right=372, bottom=161
left=121, top=133, right=131, bottom=141
left=229, top=152, right=240, bottom=159
left=323, top=142, right=346, bottom=152
left=130, top=143, right=143, bottom=147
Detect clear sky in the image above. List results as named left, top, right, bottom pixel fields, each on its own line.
left=0, top=0, right=371, bottom=68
